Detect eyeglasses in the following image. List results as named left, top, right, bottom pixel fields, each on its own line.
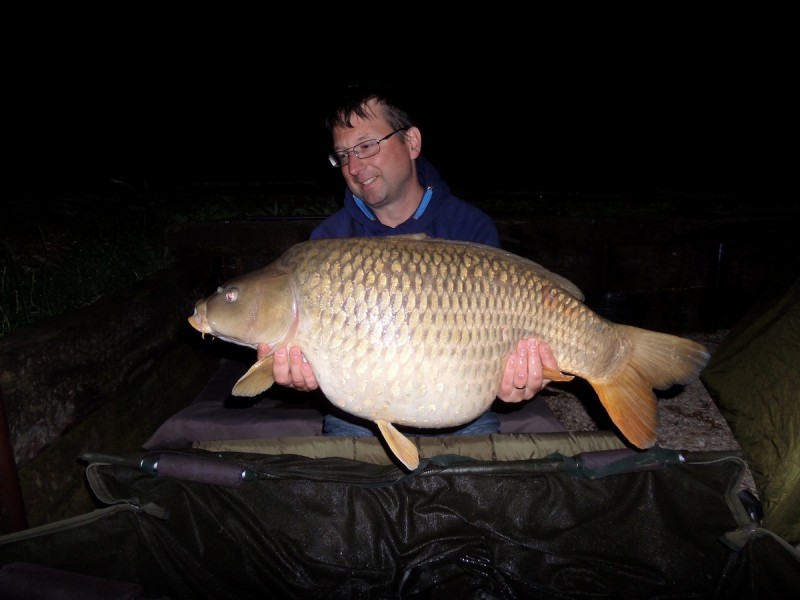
left=328, top=127, right=409, bottom=167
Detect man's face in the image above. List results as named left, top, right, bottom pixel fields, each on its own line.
left=331, top=100, right=419, bottom=210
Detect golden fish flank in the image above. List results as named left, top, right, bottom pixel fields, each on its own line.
left=188, top=235, right=711, bottom=471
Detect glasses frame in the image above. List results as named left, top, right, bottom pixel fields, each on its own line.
left=328, top=127, right=409, bottom=167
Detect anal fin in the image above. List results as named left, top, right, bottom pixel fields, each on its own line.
left=543, top=367, right=574, bottom=382
left=376, top=420, right=420, bottom=470
left=592, top=372, right=658, bottom=449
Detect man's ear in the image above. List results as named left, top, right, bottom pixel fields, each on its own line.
left=405, top=126, right=422, bottom=159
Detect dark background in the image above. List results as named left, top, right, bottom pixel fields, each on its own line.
left=7, top=22, right=781, bottom=202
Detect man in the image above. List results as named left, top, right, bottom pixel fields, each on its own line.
left=259, top=81, right=559, bottom=436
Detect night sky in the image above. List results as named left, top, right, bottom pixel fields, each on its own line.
left=8, top=30, right=774, bottom=200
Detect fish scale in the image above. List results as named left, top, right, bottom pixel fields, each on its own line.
left=189, top=234, right=710, bottom=471
left=288, top=239, right=522, bottom=423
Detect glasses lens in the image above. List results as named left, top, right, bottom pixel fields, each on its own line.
left=329, top=131, right=399, bottom=168
left=329, top=152, right=348, bottom=167
left=354, top=140, right=380, bottom=159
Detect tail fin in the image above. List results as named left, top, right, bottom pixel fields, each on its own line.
left=592, top=326, right=711, bottom=449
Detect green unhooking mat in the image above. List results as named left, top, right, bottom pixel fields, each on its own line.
left=1, top=448, right=798, bottom=599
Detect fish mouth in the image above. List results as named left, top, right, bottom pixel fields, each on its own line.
left=187, top=307, right=251, bottom=348
left=188, top=307, right=211, bottom=335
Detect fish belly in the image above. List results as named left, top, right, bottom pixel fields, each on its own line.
left=297, top=328, right=509, bottom=427
left=281, top=237, right=617, bottom=429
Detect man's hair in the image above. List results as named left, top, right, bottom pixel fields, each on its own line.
left=324, top=80, right=416, bottom=133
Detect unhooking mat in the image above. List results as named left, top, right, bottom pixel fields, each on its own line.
left=0, top=447, right=798, bottom=599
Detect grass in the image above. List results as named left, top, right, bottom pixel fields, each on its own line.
left=2, top=198, right=169, bottom=337
left=1, top=180, right=340, bottom=338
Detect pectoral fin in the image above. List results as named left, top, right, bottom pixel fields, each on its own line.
left=376, top=420, right=420, bottom=471
left=232, top=355, right=276, bottom=397
left=543, top=367, right=574, bottom=382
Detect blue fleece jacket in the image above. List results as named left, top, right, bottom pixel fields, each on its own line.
left=310, top=157, right=500, bottom=247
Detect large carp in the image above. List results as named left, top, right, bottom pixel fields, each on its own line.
left=188, top=235, right=710, bottom=470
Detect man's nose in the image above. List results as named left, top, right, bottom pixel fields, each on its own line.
left=347, top=154, right=365, bottom=176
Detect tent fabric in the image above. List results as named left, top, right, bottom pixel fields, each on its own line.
left=701, top=259, right=800, bottom=544
left=1, top=448, right=798, bottom=599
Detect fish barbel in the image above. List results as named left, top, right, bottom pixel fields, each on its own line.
left=188, top=235, right=710, bottom=470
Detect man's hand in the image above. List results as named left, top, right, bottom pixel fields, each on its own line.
left=257, top=343, right=319, bottom=392
left=258, top=337, right=559, bottom=400
left=497, top=339, right=559, bottom=403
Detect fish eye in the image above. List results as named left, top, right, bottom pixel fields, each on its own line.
left=225, top=288, right=238, bottom=302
